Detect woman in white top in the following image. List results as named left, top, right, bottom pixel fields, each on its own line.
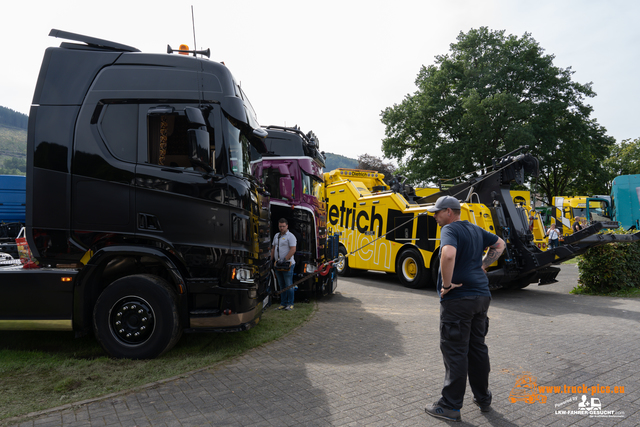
left=546, top=223, right=560, bottom=249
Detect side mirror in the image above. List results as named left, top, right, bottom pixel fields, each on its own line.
left=279, top=177, right=292, bottom=201
left=185, top=106, right=206, bottom=126
left=253, top=127, right=268, bottom=139
left=188, top=129, right=214, bottom=174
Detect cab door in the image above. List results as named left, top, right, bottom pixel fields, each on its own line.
left=134, top=104, right=230, bottom=258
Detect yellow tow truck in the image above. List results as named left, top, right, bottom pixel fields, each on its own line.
left=551, top=196, right=618, bottom=236
left=324, top=169, right=495, bottom=288
left=325, top=147, right=640, bottom=290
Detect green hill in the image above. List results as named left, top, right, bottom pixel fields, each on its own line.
left=0, top=106, right=359, bottom=177
left=0, top=126, right=27, bottom=155
left=323, top=152, right=358, bottom=172
left=0, top=107, right=28, bottom=175
left=0, top=106, right=28, bottom=130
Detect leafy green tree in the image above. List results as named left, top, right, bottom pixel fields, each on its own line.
left=0, top=157, right=26, bottom=175
left=604, top=137, right=640, bottom=180
left=381, top=27, right=615, bottom=206
left=0, top=106, right=28, bottom=130
left=357, top=154, right=396, bottom=184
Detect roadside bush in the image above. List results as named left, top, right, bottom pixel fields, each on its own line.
left=576, top=228, right=640, bottom=293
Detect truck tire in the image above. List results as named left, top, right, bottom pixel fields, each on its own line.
left=336, top=246, right=355, bottom=277
left=93, top=274, right=182, bottom=359
left=317, top=272, right=337, bottom=297
left=397, top=248, right=428, bottom=289
left=328, top=273, right=337, bottom=295
left=267, top=269, right=277, bottom=307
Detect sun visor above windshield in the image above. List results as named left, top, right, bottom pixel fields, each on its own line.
left=298, top=158, right=323, bottom=177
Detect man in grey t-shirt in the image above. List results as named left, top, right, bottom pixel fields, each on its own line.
left=271, top=218, right=297, bottom=310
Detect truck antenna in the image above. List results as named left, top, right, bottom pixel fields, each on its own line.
left=191, top=5, right=197, bottom=57
left=166, top=7, right=210, bottom=58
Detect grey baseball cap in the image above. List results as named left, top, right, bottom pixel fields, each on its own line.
left=426, top=195, right=461, bottom=212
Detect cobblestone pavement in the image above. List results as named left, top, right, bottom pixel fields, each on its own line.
left=10, top=264, right=640, bottom=426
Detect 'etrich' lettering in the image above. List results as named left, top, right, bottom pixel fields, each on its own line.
left=328, top=201, right=384, bottom=236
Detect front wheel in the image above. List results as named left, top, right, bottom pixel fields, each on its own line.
left=397, top=248, right=428, bottom=289
left=336, top=246, right=355, bottom=277
left=93, top=274, right=182, bottom=359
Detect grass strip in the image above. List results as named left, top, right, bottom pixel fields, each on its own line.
left=570, top=286, right=640, bottom=297
left=0, top=302, right=315, bottom=424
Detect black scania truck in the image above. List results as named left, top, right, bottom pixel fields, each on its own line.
left=0, top=30, right=272, bottom=359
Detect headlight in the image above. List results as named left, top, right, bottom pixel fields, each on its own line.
left=235, top=267, right=253, bottom=282
left=230, top=265, right=255, bottom=284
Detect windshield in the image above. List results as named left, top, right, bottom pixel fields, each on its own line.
left=574, top=205, right=612, bottom=222
left=589, top=205, right=613, bottom=221
left=302, top=170, right=324, bottom=199
left=224, top=115, right=252, bottom=177
left=572, top=208, right=587, bottom=219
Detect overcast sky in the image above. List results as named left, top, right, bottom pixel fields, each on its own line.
left=2, top=0, right=638, bottom=160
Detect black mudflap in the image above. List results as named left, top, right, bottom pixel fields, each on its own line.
left=537, top=266, right=561, bottom=285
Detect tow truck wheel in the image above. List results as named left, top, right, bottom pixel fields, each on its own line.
left=397, top=248, right=428, bottom=289
left=336, top=247, right=354, bottom=277
left=93, top=274, right=182, bottom=359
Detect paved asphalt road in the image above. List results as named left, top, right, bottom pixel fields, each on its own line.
left=9, top=264, right=639, bottom=426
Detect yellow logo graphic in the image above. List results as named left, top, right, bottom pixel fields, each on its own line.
left=509, top=373, right=547, bottom=404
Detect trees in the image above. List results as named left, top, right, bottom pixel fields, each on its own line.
left=357, top=154, right=396, bottom=184
left=0, top=157, right=26, bottom=175
left=605, top=137, right=640, bottom=179
left=381, top=27, right=615, bottom=205
left=0, top=106, right=28, bottom=130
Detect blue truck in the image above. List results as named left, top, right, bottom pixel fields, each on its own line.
left=0, top=174, right=25, bottom=259
left=0, top=175, right=26, bottom=224
left=610, top=174, right=640, bottom=230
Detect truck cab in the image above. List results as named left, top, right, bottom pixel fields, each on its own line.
left=552, top=196, right=617, bottom=235
left=0, top=30, right=272, bottom=359
left=251, top=126, right=337, bottom=298
left=611, top=174, right=640, bottom=230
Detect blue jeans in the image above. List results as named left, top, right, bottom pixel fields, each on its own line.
left=275, top=264, right=295, bottom=306
left=549, top=238, right=559, bottom=249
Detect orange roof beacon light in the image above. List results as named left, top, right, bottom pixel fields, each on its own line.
left=166, top=44, right=211, bottom=58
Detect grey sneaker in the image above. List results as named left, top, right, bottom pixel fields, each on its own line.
left=276, top=305, right=286, bottom=310
left=473, top=398, right=491, bottom=412
left=284, top=305, right=294, bottom=311
left=425, top=402, right=461, bottom=422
